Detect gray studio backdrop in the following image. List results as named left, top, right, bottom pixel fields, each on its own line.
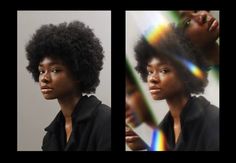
left=17, top=11, right=111, bottom=151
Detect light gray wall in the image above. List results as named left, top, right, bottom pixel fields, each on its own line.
left=17, top=11, right=111, bottom=151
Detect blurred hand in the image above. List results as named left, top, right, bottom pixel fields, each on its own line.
left=126, top=125, right=148, bottom=150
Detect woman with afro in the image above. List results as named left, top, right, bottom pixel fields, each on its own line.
left=127, top=24, right=219, bottom=151
left=26, top=21, right=111, bottom=151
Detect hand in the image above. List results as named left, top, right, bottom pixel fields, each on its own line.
left=126, top=125, right=148, bottom=150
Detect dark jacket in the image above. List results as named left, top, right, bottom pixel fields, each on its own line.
left=159, top=96, right=219, bottom=151
left=42, top=95, right=111, bottom=151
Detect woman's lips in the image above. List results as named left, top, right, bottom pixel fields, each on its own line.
left=150, top=88, right=161, bottom=94
left=209, top=19, right=219, bottom=32
left=41, top=88, right=53, bottom=93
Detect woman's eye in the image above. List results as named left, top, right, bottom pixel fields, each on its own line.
left=39, top=70, right=44, bottom=74
left=160, top=69, right=169, bottom=74
left=147, top=71, right=153, bottom=75
left=51, top=69, right=61, bottom=73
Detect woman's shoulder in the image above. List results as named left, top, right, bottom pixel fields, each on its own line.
left=85, top=95, right=111, bottom=122
left=195, top=96, right=219, bottom=150
left=94, top=103, right=111, bottom=123
left=81, top=95, right=111, bottom=117
left=89, top=97, right=111, bottom=150
left=195, top=96, right=219, bottom=120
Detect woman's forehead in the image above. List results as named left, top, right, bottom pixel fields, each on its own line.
left=39, top=57, right=64, bottom=66
left=147, top=57, right=171, bottom=66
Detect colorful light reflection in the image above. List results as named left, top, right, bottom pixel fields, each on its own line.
left=150, top=129, right=167, bottom=151
left=176, top=56, right=205, bottom=80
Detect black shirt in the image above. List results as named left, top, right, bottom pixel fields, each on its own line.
left=159, top=96, right=219, bottom=151
left=42, top=95, right=111, bottom=151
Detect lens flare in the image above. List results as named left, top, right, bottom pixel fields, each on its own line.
left=150, top=129, right=167, bottom=151
left=145, top=23, right=171, bottom=46
left=176, top=56, right=205, bottom=80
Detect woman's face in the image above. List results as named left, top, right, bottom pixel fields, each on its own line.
left=147, top=57, right=185, bottom=100
left=126, top=78, right=148, bottom=127
left=38, top=57, right=79, bottom=100
left=178, top=10, right=219, bottom=48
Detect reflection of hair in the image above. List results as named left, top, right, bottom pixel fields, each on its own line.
left=134, top=25, right=208, bottom=94
left=26, top=21, right=104, bottom=93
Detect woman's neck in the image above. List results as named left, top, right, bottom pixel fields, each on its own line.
left=166, top=94, right=190, bottom=123
left=58, top=93, right=81, bottom=122
left=166, top=94, right=190, bottom=143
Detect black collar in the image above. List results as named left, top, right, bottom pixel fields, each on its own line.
left=45, top=95, right=101, bottom=133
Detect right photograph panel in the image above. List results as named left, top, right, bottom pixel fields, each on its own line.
left=125, top=11, right=219, bottom=151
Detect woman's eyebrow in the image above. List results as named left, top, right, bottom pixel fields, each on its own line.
left=39, top=61, right=63, bottom=67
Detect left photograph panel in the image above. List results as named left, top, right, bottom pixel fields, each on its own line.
left=17, top=11, right=111, bottom=151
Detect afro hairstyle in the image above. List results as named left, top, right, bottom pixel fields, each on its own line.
left=26, top=21, right=104, bottom=94
left=134, top=24, right=209, bottom=95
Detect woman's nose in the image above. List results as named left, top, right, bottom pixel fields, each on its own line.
left=195, top=11, right=208, bottom=25
left=149, top=74, right=160, bottom=83
left=41, top=72, right=51, bottom=83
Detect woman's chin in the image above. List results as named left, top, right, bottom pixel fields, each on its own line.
left=42, top=95, right=57, bottom=100
left=151, top=94, right=164, bottom=100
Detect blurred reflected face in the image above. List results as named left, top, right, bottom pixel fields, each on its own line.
left=178, top=10, right=219, bottom=48
left=38, top=57, right=79, bottom=100
left=147, top=57, right=185, bottom=100
left=126, top=78, right=147, bottom=127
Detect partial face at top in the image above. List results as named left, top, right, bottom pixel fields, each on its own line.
left=147, top=57, right=185, bottom=100
left=38, top=57, right=79, bottom=100
left=178, top=10, right=219, bottom=48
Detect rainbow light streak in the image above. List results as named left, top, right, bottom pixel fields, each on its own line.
left=178, top=57, right=205, bottom=80
left=143, top=11, right=180, bottom=46
left=150, top=129, right=166, bottom=151
left=145, top=23, right=170, bottom=46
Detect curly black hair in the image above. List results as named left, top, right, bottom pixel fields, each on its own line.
left=26, top=21, right=104, bottom=94
left=134, top=24, right=209, bottom=94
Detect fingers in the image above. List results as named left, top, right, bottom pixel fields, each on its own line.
left=126, top=135, right=141, bottom=143
left=125, top=126, right=137, bottom=136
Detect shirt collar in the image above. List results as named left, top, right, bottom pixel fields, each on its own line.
left=44, top=95, right=101, bottom=133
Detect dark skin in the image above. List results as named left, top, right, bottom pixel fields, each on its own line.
left=178, top=10, right=219, bottom=66
left=126, top=80, right=142, bottom=128
left=125, top=78, right=156, bottom=150
left=38, top=57, right=81, bottom=142
left=126, top=79, right=156, bottom=128
left=147, top=57, right=189, bottom=143
left=125, top=125, right=148, bottom=150
left=126, top=57, right=189, bottom=150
